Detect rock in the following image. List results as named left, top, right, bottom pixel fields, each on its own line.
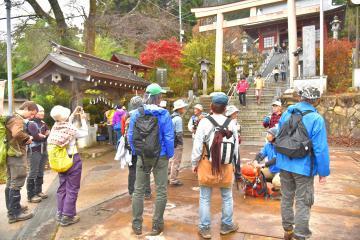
left=354, top=94, right=360, bottom=104
left=334, top=106, right=347, bottom=117
left=354, top=104, right=360, bottom=111
left=337, top=96, right=355, bottom=108
left=354, top=111, right=360, bottom=121
left=317, top=105, right=326, bottom=115
left=324, top=111, right=335, bottom=123
left=348, top=117, right=359, bottom=130
left=320, top=97, right=337, bottom=109
left=350, top=128, right=360, bottom=140
left=347, top=107, right=356, bottom=117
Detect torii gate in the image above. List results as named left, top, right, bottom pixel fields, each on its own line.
left=191, top=0, right=301, bottom=91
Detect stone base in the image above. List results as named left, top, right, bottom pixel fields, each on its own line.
left=293, top=76, right=327, bottom=93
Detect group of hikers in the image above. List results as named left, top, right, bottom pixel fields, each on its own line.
left=3, top=82, right=330, bottom=240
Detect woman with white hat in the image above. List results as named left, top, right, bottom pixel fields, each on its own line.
left=187, top=104, right=207, bottom=139
left=47, top=105, right=88, bottom=226
left=169, top=99, right=188, bottom=186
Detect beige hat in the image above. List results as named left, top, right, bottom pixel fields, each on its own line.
left=225, top=105, right=239, bottom=117
left=50, top=105, right=71, bottom=122
left=173, top=99, right=188, bottom=111
left=194, top=104, right=203, bottom=111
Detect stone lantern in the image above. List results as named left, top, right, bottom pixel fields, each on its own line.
left=330, top=16, right=341, bottom=40
left=199, top=59, right=211, bottom=95
left=241, top=34, right=249, bottom=54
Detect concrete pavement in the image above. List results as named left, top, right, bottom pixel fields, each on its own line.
left=1, top=140, right=359, bottom=239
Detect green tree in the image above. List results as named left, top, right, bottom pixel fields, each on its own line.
left=94, top=36, right=123, bottom=60
left=181, top=34, right=216, bottom=91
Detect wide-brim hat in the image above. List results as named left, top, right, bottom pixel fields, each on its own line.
left=267, top=127, right=278, bottom=137
left=225, top=105, right=239, bottom=117
left=173, top=99, right=188, bottom=111
left=193, top=104, right=203, bottom=111
left=272, top=100, right=282, bottom=107
left=36, top=104, right=44, bottom=112
left=50, top=105, right=71, bottom=122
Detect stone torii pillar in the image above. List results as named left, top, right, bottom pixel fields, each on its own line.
left=214, top=13, right=224, bottom=92
left=288, top=0, right=298, bottom=87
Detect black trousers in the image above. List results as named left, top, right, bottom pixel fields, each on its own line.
left=238, top=93, right=246, bottom=106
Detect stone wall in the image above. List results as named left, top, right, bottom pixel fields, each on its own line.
left=317, top=93, right=360, bottom=144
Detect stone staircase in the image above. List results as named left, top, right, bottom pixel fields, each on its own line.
left=183, top=82, right=288, bottom=144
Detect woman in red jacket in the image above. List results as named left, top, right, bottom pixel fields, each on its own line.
left=236, top=75, right=249, bottom=107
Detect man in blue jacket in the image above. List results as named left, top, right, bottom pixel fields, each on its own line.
left=128, top=83, right=174, bottom=236
left=276, top=87, right=330, bottom=240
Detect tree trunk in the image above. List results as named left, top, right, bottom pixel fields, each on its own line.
left=85, top=0, right=97, bottom=54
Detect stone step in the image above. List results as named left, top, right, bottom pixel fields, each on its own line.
left=240, top=136, right=265, bottom=142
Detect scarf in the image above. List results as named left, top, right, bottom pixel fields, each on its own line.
left=47, top=122, right=77, bottom=147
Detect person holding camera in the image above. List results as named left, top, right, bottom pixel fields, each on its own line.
left=48, top=105, right=88, bottom=227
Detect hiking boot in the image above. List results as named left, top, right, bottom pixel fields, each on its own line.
left=149, top=223, right=164, bottom=236
left=20, top=205, right=28, bottom=213
left=28, top=195, right=42, bottom=203
left=8, top=212, right=34, bottom=224
left=132, top=225, right=142, bottom=235
left=169, top=180, right=183, bottom=186
left=284, top=230, right=294, bottom=240
left=144, top=193, right=152, bottom=200
left=198, top=227, right=211, bottom=239
left=37, top=192, right=48, bottom=199
left=60, top=215, right=80, bottom=226
left=220, top=223, right=239, bottom=235
left=55, top=212, right=62, bottom=222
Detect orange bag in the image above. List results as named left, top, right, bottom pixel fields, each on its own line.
left=197, top=154, right=234, bottom=188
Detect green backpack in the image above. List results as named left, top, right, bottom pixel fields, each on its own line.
left=0, top=116, right=7, bottom=166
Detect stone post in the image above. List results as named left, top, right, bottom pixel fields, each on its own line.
left=287, top=0, right=298, bottom=87
left=215, top=13, right=224, bottom=92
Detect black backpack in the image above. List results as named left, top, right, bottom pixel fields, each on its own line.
left=132, top=107, right=161, bottom=173
left=275, top=108, right=314, bottom=173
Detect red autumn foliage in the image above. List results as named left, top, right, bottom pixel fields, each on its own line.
left=323, top=39, right=354, bottom=92
left=140, top=37, right=182, bottom=68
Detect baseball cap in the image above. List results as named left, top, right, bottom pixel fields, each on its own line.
left=272, top=100, right=282, bottom=107
left=146, top=83, right=167, bottom=96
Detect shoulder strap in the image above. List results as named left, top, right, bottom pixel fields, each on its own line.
left=206, top=115, right=220, bottom=128
left=222, top=117, right=232, bottom=129
left=138, top=106, right=145, bottom=116
left=301, top=110, right=313, bottom=116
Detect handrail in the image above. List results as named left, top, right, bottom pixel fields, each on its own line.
left=226, top=82, right=237, bottom=103
left=259, top=48, right=275, bottom=75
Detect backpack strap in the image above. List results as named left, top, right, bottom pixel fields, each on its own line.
left=138, top=106, right=145, bottom=116
left=222, top=117, right=232, bottom=129
left=206, top=115, right=220, bottom=128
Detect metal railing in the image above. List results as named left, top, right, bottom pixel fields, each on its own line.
left=259, top=48, right=275, bottom=75
left=226, top=82, right=237, bottom=102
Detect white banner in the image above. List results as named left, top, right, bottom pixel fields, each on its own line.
left=0, top=81, right=6, bottom=115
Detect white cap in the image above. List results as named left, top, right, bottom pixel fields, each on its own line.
left=225, top=105, right=239, bottom=117
left=194, top=104, right=203, bottom=111
left=272, top=100, right=282, bottom=107
left=36, top=104, right=44, bottom=112
left=50, top=105, right=71, bottom=122
left=160, top=100, right=167, bottom=108
left=173, top=99, right=188, bottom=111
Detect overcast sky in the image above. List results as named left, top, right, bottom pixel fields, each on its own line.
left=0, top=0, right=89, bottom=41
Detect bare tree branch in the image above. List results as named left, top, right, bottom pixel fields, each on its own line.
left=47, top=0, right=67, bottom=29
left=25, top=0, right=55, bottom=24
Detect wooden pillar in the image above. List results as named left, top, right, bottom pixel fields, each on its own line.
left=259, top=30, right=264, bottom=53
left=71, top=79, right=83, bottom=110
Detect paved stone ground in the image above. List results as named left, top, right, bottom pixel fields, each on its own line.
left=1, top=140, right=360, bottom=240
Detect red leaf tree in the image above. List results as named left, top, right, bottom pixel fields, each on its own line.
left=140, top=37, right=182, bottom=68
